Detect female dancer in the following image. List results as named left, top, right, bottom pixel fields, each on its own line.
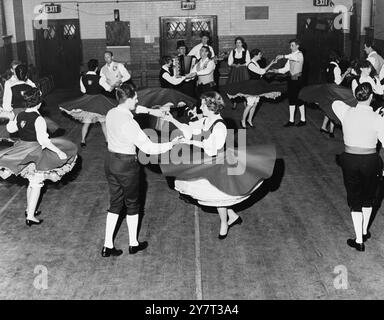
left=59, top=59, right=116, bottom=147
left=0, top=88, right=78, bottom=226
left=351, top=60, right=383, bottom=97
left=161, top=91, right=276, bottom=239
left=226, top=37, right=251, bottom=109
left=320, top=52, right=351, bottom=138
left=159, top=56, right=186, bottom=89
left=223, top=49, right=280, bottom=128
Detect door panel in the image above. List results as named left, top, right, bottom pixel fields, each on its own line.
left=160, top=16, right=217, bottom=58
left=35, top=19, right=82, bottom=88
left=297, top=13, right=342, bottom=84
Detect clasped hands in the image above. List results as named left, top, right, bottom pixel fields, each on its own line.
left=269, top=55, right=284, bottom=73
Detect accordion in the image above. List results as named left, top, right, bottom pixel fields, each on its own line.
left=173, top=55, right=194, bottom=77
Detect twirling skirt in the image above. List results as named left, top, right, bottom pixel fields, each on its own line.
left=0, top=138, right=78, bottom=181
left=222, top=79, right=285, bottom=99
left=299, top=83, right=357, bottom=125
left=160, top=144, right=276, bottom=206
left=59, top=94, right=117, bottom=123
left=137, top=87, right=197, bottom=107
left=227, top=66, right=250, bottom=84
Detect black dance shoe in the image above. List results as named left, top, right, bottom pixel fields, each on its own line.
left=363, top=231, right=371, bottom=242
left=329, top=132, right=335, bottom=138
left=24, top=210, right=41, bottom=218
left=247, top=121, right=254, bottom=128
left=50, top=128, right=66, bottom=138
left=228, top=216, right=243, bottom=229
left=296, top=120, right=307, bottom=127
left=218, top=233, right=227, bottom=240
left=347, top=239, right=365, bottom=252
left=240, top=121, right=247, bottom=129
left=283, top=121, right=295, bottom=127
left=26, top=219, right=43, bottom=227
left=80, top=142, right=86, bottom=148
left=101, top=246, right=123, bottom=257
left=129, top=241, right=148, bottom=254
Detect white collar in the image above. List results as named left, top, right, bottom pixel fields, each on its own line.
left=356, top=103, right=373, bottom=111
left=162, top=65, right=171, bottom=71
left=330, top=61, right=339, bottom=66
left=86, top=71, right=97, bottom=75
left=25, top=107, right=41, bottom=114
left=116, top=104, right=134, bottom=117
left=368, top=51, right=377, bottom=57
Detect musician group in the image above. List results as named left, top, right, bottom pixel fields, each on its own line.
left=2, top=28, right=384, bottom=257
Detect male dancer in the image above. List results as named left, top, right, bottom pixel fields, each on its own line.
left=364, top=40, right=384, bottom=78
left=102, top=83, right=183, bottom=257
left=271, top=39, right=305, bottom=127
left=188, top=31, right=215, bottom=68
left=186, top=46, right=216, bottom=98
left=100, top=51, right=131, bottom=97
left=332, top=83, right=384, bottom=252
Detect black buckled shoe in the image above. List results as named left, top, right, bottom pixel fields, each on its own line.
left=347, top=239, right=365, bottom=252
left=363, top=231, right=371, bottom=242
left=26, top=219, right=43, bottom=227
left=218, top=233, right=227, bottom=240
left=101, top=246, right=123, bottom=257
left=296, top=120, right=307, bottom=127
left=25, top=210, right=41, bottom=218
left=228, top=216, right=243, bottom=230
left=283, top=121, right=295, bottom=127
left=129, top=241, right=148, bottom=254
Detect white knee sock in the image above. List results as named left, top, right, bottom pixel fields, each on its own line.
left=104, top=212, right=119, bottom=248
left=351, top=211, right=363, bottom=244
left=298, top=105, right=305, bottom=121
left=362, top=207, right=372, bottom=235
left=289, top=105, right=295, bottom=122
left=126, top=214, right=139, bottom=246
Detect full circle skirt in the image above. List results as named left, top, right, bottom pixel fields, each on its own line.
left=160, top=144, right=276, bottom=206
left=299, top=83, right=357, bottom=125
left=0, top=138, right=78, bottom=181
left=59, top=94, right=117, bottom=123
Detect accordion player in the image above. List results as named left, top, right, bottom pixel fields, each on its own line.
left=173, top=55, right=194, bottom=77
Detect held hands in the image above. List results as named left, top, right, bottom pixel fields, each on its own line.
left=171, top=135, right=187, bottom=146
left=276, top=55, right=284, bottom=60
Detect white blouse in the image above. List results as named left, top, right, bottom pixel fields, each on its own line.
left=181, top=114, right=227, bottom=157
left=227, top=48, right=251, bottom=66
left=351, top=75, right=383, bottom=96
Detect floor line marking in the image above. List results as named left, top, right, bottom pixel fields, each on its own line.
left=194, top=205, right=203, bottom=300
left=0, top=187, right=23, bottom=218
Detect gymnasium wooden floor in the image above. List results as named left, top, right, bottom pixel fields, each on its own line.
left=1, top=88, right=384, bottom=300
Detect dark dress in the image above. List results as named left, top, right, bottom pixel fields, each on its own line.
left=159, top=118, right=276, bottom=204
left=59, top=73, right=117, bottom=123
left=0, top=111, right=77, bottom=181
left=226, top=49, right=250, bottom=84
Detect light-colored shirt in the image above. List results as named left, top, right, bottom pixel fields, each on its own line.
left=188, top=43, right=215, bottom=60
left=190, top=58, right=215, bottom=84
left=100, top=62, right=131, bottom=92
left=161, top=66, right=185, bottom=86
left=2, top=76, right=36, bottom=111
left=367, top=51, right=384, bottom=75
left=278, top=50, right=304, bottom=76
left=351, top=75, right=383, bottom=96
left=332, top=100, right=384, bottom=148
left=227, top=48, right=251, bottom=66
left=80, top=71, right=110, bottom=93
left=247, top=60, right=267, bottom=76
left=329, top=61, right=342, bottom=85
left=6, top=109, right=51, bottom=149
left=183, top=114, right=226, bottom=157
left=106, top=105, right=173, bottom=155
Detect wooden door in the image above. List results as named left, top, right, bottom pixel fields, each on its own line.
left=160, top=16, right=218, bottom=58
left=297, top=13, right=343, bottom=84
left=35, top=19, right=82, bottom=88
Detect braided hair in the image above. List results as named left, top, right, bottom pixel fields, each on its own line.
left=22, top=87, right=43, bottom=108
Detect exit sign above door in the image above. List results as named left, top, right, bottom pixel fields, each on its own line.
left=45, top=3, right=61, bottom=13
left=313, top=0, right=330, bottom=6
